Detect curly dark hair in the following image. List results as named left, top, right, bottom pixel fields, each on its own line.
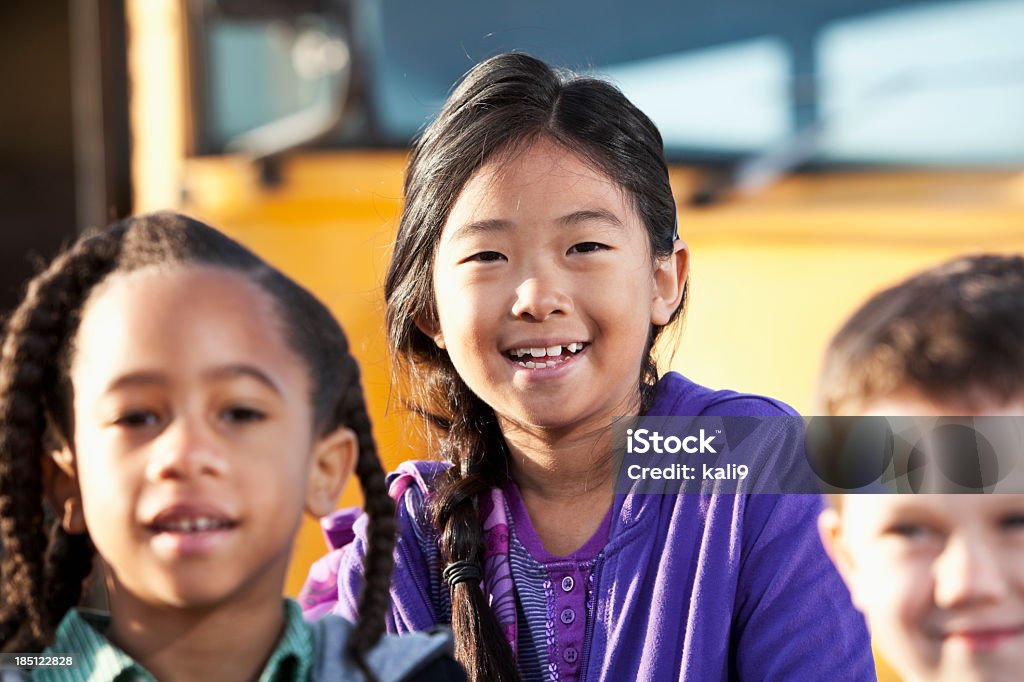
left=0, top=211, right=396, bottom=677
left=384, top=52, right=684, bottom=680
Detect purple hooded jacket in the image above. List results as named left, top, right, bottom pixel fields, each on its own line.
left=302, top=373, right=876, bottom=681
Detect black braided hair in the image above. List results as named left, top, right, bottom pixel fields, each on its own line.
left=336, top=355, right=397, bottom=675
left=430, top=402, right=518, bottom=681
left=384, top=53, right=683, bottom=680
left=0, top=226, right=125, bottom=650
left=0, top=212, right=395, bottom=669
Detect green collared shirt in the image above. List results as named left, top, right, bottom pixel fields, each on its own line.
left=32, top=600, right=313, bottom=682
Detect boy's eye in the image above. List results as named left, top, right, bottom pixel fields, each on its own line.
left=887, top=523, right=935, bottom=540
left=221, top=406, right=266, bottom=423
left=1000, top=512, right=1024, bottom=531
left=114, top=410, right=160, bottom=428
left=568, top=242, right=609, bottom=254
left=465, top=251, right=506, bottom=263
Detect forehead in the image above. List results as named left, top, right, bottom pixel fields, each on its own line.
left=73, top=266, right=304, bottom=383
left=852, top=391, right=1024, bottom=494
left=441, top=137, right=640, bottom=239
left=81, top=264, right=280, bottom=328
left=482, top=137, right=618, bottom=190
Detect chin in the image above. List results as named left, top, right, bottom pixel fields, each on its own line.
left=505, top=403, right=585, bottom=430
left=144, top=578, right=242, bottom=610
left=942, top=654, right=1022, bottom=682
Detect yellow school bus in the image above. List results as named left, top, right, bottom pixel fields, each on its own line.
left=128, top=2, right=1024, bottom=677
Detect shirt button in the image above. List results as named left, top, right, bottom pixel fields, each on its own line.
left=563, top=647, right=579, bottom=663
left=560, top=607, right=576, bottom=625
left=561, top=576, right=575, bottom=592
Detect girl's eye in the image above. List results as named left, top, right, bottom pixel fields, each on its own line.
left=466, top=251, right=506, bottom=263
left=568, top=242, right=609, bottom=254
left=114, top=410, right=160, bottom=428
left=222, top=407, right=266, bottom=424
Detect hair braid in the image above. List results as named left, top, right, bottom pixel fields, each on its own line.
left=0, top=229, right=124, bottom=651
left=338, top=354, right=396, bottom=678
left=430, top=396, right=520, bottom=682
left=41, top=525, right=95, bottom=637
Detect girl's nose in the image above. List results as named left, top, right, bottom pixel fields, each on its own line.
left=146, top=418, right=228, bottom=482
left=933, top=534, right=1008, bottom=608
left=511, top=277, right=574, bottom=322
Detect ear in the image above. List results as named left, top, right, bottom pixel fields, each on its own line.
left=305, top=426, right=357, bottom=518
left=414, top=314, right=446, bottom=349
left=42, top=446, right=87, bottom=535
left=817, top=506, right=864, bottom=611
left=650, top=239, right=689, bottom=326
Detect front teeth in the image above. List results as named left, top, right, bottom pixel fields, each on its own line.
left=510, top=342, right=587, bottom=368
left=511, top=343, right=584, bottom=359
left=157, top=517, right=229, bottom=533
left=521, top=360, right=561, bottom=369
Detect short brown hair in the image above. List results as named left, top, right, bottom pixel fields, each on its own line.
left=817, top=254, right=1024, bottom=416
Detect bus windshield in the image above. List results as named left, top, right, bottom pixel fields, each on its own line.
left=189, top=0, right=1024, bottom=168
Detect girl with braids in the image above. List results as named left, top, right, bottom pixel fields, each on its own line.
left=0, top=212, right=462, bottom=681
left=303, top=53, right=875, bottom=681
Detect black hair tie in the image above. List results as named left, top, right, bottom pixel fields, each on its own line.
left=443, top=560, right=483, bottom=588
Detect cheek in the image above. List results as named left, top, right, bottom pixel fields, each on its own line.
left=434, top=281, right=498, bottom=350
left=74, top=433, right=126, bottom=503
left=1013, top=561, right=1024, bottom=593
left=255, top=421, right=317, bottom=489
left=248, top=456, right=308, bottom=538
left=592, top=257, right=658, bottom=319
left=432, top=269, right=466, bottom=334
left=592, top=286, right=654, bottom=356
left=431, top=247, right=475, bottom=290
left=859, top=552, right=932, bottom=632
left=75, top=452, right=138, bottom=551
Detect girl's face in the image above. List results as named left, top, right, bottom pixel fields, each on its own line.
left=59, top=266, right=350, bottom=611
left=428, top=137, right=686, bottom=435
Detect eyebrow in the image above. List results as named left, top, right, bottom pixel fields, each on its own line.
left=449, top=218, right=512, bottom=241
left=104, top=365, right=283, bottom=396
left=556, top=209, right=624, bottom=228
left=449, top=209, right=624, bottom=241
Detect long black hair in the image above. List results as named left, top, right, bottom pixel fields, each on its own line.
left=0, top=212, right=396, bottom=676
left=384, top=52, right=683, bottom=680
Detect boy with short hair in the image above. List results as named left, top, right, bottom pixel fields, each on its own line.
left=815, top=254, right=1024, bottom=682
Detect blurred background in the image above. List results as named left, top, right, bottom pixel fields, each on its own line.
left=2, top=1, right=1023, bottom=676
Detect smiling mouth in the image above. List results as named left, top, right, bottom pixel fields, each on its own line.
left=146, top=505, right=239, bottom=534
left=148, top=517, right=237, bottom=534
left=941, top=625, right=1024, bottom=651
left=506, top=342, right=589, bottom=368
left=144, top=505, right=240, bottom=558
